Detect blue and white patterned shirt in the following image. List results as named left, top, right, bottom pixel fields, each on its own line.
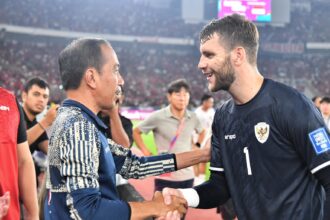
left=44, top=99, right=177, bottom=220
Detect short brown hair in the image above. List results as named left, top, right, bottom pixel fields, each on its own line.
left=200, top=14, right=259, bottom=65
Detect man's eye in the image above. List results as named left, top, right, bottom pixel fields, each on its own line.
left=205, top=53, right=213, bottom=58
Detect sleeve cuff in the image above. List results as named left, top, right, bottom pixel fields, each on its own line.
left=178, top=188, right=200, bottom=208
left=172, top=153, right=178, bottom=170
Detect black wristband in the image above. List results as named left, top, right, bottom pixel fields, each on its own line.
left=196, top=142, right=201, bottom=148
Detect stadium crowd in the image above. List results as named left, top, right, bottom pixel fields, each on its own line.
left=1, top=1, right=330, bottom=219
left=1, top=38, right=329, bottom=108
left=1, top=0, right=330, bottom=42
left=0, top=0, right=201, bottom=38
left=0, top=0, right=330, bottom=107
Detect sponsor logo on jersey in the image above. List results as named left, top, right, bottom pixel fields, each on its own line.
left=254, top=122, right=269, bottom=144
left=225, top=134, right=236, bottom=140
left=309, top=127, right=330, bottom=155
left=0, top=105, right=10, bottom=111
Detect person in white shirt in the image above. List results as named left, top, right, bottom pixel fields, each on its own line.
left=193, top=94, right=215, bottom=184
left=195, top=94, right=215, bottom=141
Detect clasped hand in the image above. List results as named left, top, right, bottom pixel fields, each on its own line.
left=153, top=191, right=187, bottom=220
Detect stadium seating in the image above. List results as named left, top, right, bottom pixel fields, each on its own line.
left=0, top=0, right=330, bottom=107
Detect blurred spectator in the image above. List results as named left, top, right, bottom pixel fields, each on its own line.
left=193, top=94, right=215, bottom=184
left=133, top=79, right=206, bottom=219
left=320, top=97, right=330, bottom=130
left=21, top=77, right=59, bottom=188
left=312, top=96, right=322, bottom=110
left=99, top=85, right=145, bottom=203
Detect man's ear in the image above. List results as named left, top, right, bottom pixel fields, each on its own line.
left=22, top=91, right=27, bottom=103
left=231, top=47, right=246, bottom=66
left=84, top=68, right=98, bottom=89
left=166, top=93, right=171, bottom=103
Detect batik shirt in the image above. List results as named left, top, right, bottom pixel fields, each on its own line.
left=44, top=99, right=176, bottom=220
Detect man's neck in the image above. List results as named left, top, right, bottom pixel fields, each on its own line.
left=323, top=114, right=330, bottom=120
left=201, top=106, right=208, bottom=111
left=230, top=67, right=264, bottom=105
left=170, top=105, right=185, bottom=120
left=66, top=90, right=99, bottom=115
left=23, top=106, right=36, bottom=121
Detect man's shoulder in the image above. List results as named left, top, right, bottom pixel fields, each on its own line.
left=54, top=106, right=88, bottom=129
left=211, top=99, right=234, bottom=126
left=187, top=109, right=199, bottom=120
left=58, top=105, right=82, bottom=117
left=266, top=79, right=301, bottom=99
left=120, top=114, right=132, bottom=125
left=266, top=79, right=310, bottom=109
left=0, top=87, right=15, bottom=98
left=149, top=107, right=167, bottom=118
left=0, top=87, right=16, bottom=106
left=209, top=108, right=216, bottom=117
left=216, top=99, right=233, bottom=113
left=194, top=106, right=203, bottom=114
left=50, top=106, right=98, bottom=143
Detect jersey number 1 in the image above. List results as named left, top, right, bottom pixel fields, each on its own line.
left=243, top=147, right=252, bottom=175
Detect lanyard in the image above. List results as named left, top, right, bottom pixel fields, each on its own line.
left=168, top=118, right=185, bottom=151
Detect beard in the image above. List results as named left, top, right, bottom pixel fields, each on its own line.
left=210, top=55, right=236, bottom=92
left=25, top=105, right=43, bottom=116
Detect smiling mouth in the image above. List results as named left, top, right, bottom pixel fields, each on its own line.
left=204, top=72, right=213, bottom=79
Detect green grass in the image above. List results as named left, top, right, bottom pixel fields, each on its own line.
left=132, top=120, right=157, bottom=155
left=132, top=120, right=211, bottom=180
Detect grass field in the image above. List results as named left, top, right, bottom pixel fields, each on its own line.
left=132, top=120, right=211, bottom=179
left=132, top=120, right=157, bottom=154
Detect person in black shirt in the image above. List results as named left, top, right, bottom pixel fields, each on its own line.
left=162, top=14, right=330, bottom=220
left=99, top=85, right=144, bottom=202
left=21, top=77, right=58, bottom=186
left=100, top=86, right=133, bottom=148
left=22, top=78, right=58, bottom=154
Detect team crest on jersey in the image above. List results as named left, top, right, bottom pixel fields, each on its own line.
left=309, top=127, right=330, bottom=155
left=254, top=122, right=270, bottom=144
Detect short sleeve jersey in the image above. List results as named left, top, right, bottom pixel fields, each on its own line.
left=0, top=88, right=27, bottom=220
left=210, top=79, right=330, bottom=220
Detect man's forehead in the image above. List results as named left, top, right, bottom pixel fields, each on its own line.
left=112, top=50, right=120, bottom=66
left=102, top=44, right=120, bottom=66
left=29, top=84, right=49, bottom=92
left=200, top=32, right=220, bottom=43
left=171, top=88, right=190, bottom=93
left=200, top=34, right=227, bottom=52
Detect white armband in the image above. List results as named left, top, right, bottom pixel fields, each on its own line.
left=178, top=188, right=200, bottom=208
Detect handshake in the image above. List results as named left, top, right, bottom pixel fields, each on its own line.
left=135, top=188, right=188, bottom=220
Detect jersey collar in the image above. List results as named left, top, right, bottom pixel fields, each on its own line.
left=165, top=105, right=191, bottom=119
left=62, top=99, right=107, bottom=130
